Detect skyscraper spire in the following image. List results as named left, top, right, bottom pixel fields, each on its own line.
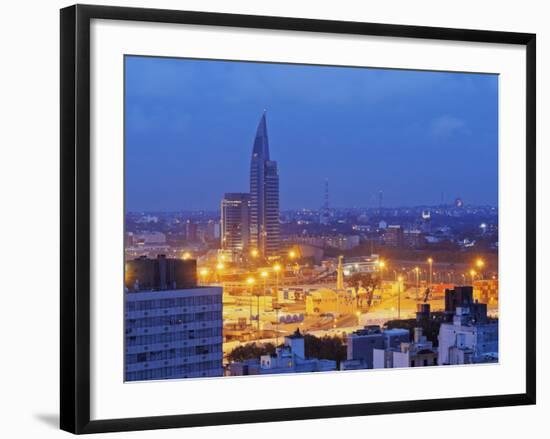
left=249, top=111, right=280, bottom=257
left=252, top=110, right=270, bottom=160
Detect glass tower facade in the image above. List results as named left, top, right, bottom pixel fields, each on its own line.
left=249, top=112, right=280, bottom=257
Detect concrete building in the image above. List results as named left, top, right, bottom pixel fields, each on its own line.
left=125, top=255, right=197, bottom=291
left=342, top=326, right=410, bottom=370
left=131, top=231, right=166, bottom=245
left=438, top=306, right=498, bottom=365
left=374, top=327, right=438, bottom=369
left=305, top=287, right=356, bottom=315
left=438, top=286, right=498, bottom=365
left=249, top=111, right=280, bottom=257
left=383, top=224, right=404, bottom=247
left=342, top=255, right=381, bottom=276
left=185, top=220, right=198, bottom=242
left=404, top=228, right=425, bottom=248
left=325, top=235, right=360, bottom=250
left=290, top=234, right=360, bottom=251
left=125, top=257, right=223, bottom=381
left=221, top=192, right=250, bottom=252
left=227, top=329, right=336, bottom=376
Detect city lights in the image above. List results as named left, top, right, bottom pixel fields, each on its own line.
left=123, top=65, right=500, bottom=383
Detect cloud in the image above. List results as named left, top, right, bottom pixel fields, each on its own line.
left=429, top=115, right=470, bottom=139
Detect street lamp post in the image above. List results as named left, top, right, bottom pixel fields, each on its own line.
left=273, top=264, right=281, bottom=306
left=415, top=266, right=420, bottom=301
left=397, top=276, right=403, bottom=319
left=476, top=258, right=485, bottom=280
left=273, top=304, right=281, bottom=346
left=260, top=270, right=268, bottom=310
left=427, top=257, right=433, bottom=288
left=216, top=262, right=224, bottom=282
left=199, top=268, right=209, bottom=285
left=246, top=277, right=255, bottom=324
left=378, top=260, right=386, bottom=281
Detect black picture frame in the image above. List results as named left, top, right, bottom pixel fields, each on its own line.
left=60, top=4, right=536, bottom=434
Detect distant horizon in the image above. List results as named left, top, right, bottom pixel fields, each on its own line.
left=126, top=202, right=498, bottom=215
left=125, top=56, right=498, bottom=211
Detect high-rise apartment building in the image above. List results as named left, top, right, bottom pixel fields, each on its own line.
left=124, top=256, right=223, bottom=381
left=221, top=192, right=250, bottom=252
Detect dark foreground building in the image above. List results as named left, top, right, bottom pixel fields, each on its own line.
left=125, top=255, right=223, bottom=381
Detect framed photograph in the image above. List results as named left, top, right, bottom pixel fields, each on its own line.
left=60, top=4, right=536, bottom=434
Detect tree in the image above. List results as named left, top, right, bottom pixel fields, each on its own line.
left=304, top=334, right=347, bottom=367
left=347, top=272, right=379, bottom=308
left=227, top=342, right=275, bottom=363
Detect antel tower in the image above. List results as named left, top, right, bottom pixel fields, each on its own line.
left=249, top=111, right=280, bottom=257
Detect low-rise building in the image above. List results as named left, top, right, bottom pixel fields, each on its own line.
left=438, top=306, right=498, bottom=365
left=377, top=327, right=438, bottom=368
left=227, top=329, right=337, bottom=376
left=342, top=326, right=410, bottom=370
left=305, top=287, right=356, bottom=315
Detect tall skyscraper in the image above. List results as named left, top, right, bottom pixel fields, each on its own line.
left=249, top=111, right=280, bottom=257
left=221, top=192, right=250, bottom=251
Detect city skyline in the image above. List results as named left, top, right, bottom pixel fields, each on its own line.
left=125, top=56, right=498, bottom=212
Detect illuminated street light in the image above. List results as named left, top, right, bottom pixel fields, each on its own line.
left=476, top=258, right=485, bottom=280
left=250, top=249, right=259, bottom=258
left=182, top=252, right=191, bottom=260
left=199, top=268, right=209, bottom=285
left=378, top=260, right=386, bottom=281
left=469, top=269, right=477, bottom=284
left=246, top=277, right=255, bottom=285
left=427, top=257, right=433, bottom=288
left=216, top=262, right=225, bottom=271
left=289, top=250, right=297, bottom=259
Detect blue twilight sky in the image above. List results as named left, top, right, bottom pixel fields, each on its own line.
left=125, top=56, right=498, bottom=212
